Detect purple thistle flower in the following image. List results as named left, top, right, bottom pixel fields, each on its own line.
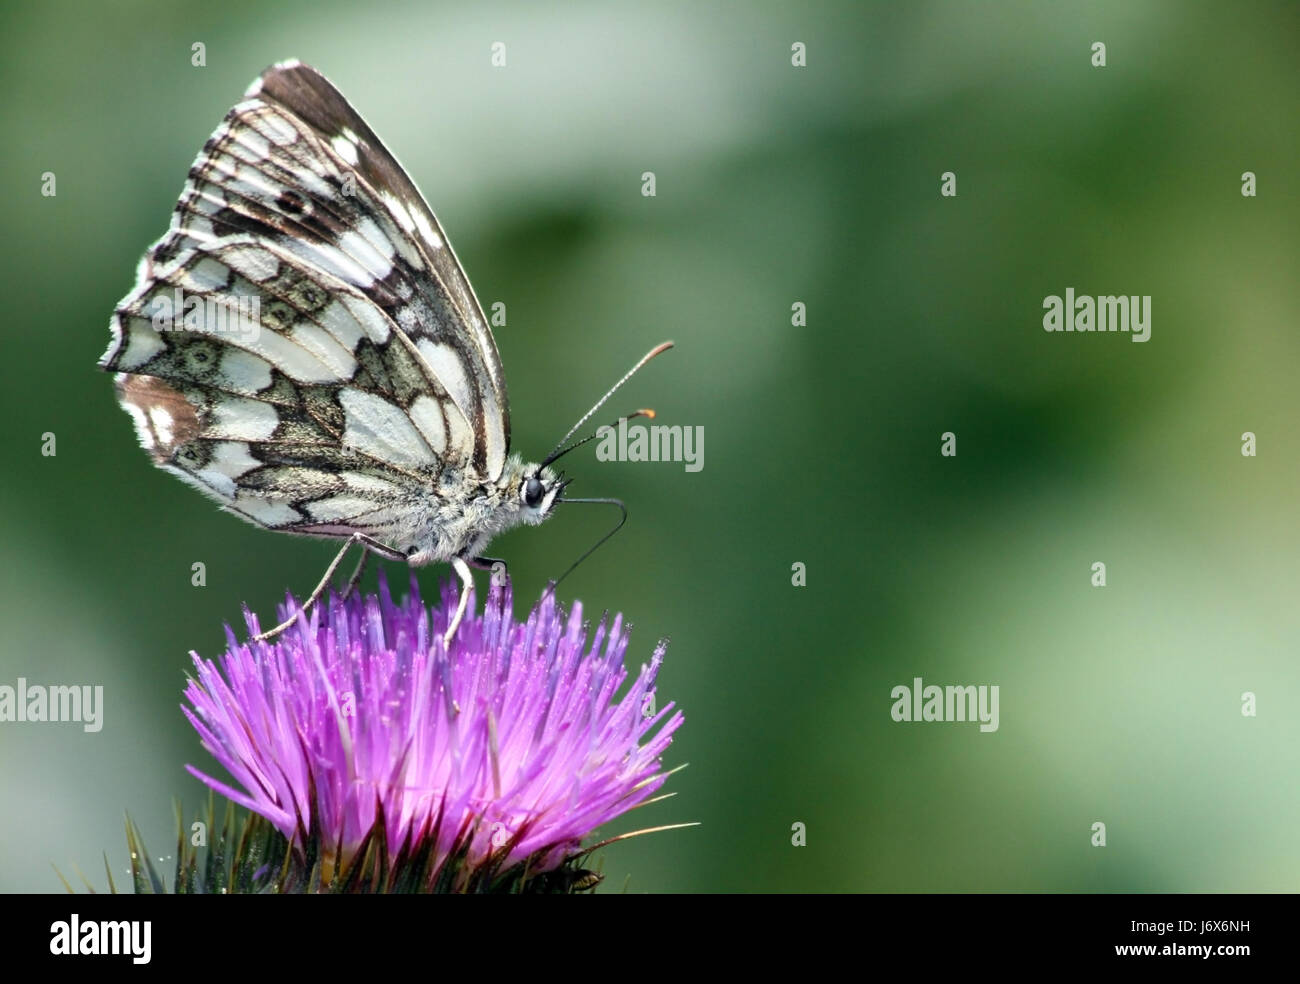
left=181, top=572, right=683, bottom=890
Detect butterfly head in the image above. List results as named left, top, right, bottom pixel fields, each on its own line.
left=510, top=461, right=570, bottom=527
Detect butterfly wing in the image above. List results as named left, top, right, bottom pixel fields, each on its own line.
left=251, top=60, right=509, bottom=473
left=101, top=61, right=510, bottom=541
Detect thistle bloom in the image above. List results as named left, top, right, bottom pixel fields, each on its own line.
left=182, top=572, right=682, bottom=890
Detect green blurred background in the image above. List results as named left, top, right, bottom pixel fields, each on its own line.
left=2, top=0, right=1298, bottom=892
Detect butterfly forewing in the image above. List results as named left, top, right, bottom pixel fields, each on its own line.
left=101, top=60, right=511, bottom=543
left=254, top=64, right=508, bottom=414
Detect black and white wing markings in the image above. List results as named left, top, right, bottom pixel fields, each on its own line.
left=100, top=61, right=510, bottom=538
left=236, top=59, right=507, bottom=479
left=106, top=229, right=476, bottom=535
left=252, top=61, right=508, bottom=411
left=112, top=372, right=412, bottom=538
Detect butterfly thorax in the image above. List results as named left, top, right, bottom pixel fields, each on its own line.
left=398, top=456, right=561, bottom=566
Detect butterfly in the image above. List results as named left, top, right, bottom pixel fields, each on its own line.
left=99, top=60, right=670, bottom=645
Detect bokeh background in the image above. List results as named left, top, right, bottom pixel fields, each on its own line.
left=1, top=0, right=1297, bottom=893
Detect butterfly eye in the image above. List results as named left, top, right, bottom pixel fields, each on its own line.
left=522, top=477, right=545, bottom=508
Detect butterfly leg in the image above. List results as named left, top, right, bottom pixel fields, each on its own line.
left=444, top=555, right=475, bottom=648
left=340, top=547, right=370, bottom=601
left=253, top=533, right=404, bottom=641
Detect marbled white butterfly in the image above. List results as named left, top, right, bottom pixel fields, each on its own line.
left=99, top=60, right=670, bottom=645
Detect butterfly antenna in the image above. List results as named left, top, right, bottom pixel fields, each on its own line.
left=550, top=497, right=629, bottom=587
left=541, top=341, right=673, bottom=470
left=543, top=408, right=656, bottom=468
